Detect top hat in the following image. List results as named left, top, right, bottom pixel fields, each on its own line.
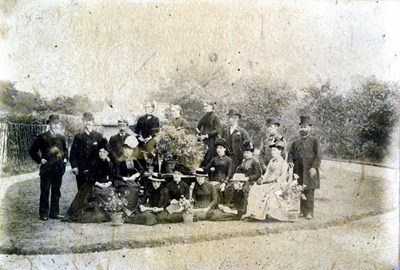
left=299, top=115, right=312, bottom=126
left=149, top=173, right=166, bottom=182
left=227, top=108, right=241, bottom=118
left=123, top=135, right=139, bottom=149
left=117, top=117, right=129, bottom=125
left=46, top=114, right=60, bottom=125
left=266, top=117, right=280, bottom=127
left=214, top=138, right=229, bottom=149
left=83, top=112, right=94, bottom=121
left=193, top=168, right=208, bottom=177
left=231, top=173, right=249, bottom=182
left=242, top=140, right=254, bottom=152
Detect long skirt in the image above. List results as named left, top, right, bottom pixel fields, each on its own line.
left=114, top=181, right=140, bottom=214
left=206, top=209, right=239, bottom=221
left=246, top=182, right=294, bottom=221
left=125, top=211, right=158, bottom=226
left=66, top=184, right=112, bottom=223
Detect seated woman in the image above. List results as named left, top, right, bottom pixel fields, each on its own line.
left=242, top=139, right=293, bottom=221
left=64, top=140, right=114, bottom=223
left=236, top=141, right=262, bottom=186
left=157, top=170, right=189, bottom=223
left=203, top=138, right=233, bottom=193
left=207, top=173, right=249, bottom=221
left=191, top=168, right=218, bottom=221
left=126, top=173, right=169, bottom=226
left=114, top=135, right=144, bottom=217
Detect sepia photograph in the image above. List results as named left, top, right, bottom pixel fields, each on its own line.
left=0, top=0, right=399, bottom=269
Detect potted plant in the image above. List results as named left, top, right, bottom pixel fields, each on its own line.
left=179, top=196, right=194, bottom=223
left=105, top=189, right=129, bottom=226
left=154, top=125, right=207, bottom=173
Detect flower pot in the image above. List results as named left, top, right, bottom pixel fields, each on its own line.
left=182, top=212, right=194, bottom=223
left=111, top=212, right=123, bottom=226
left=165, top=160, right=177, bottom=173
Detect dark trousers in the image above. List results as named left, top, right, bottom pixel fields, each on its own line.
left=40, top=169, right=63, bottom=218
left=75, top=174, right=86, bottom=190
left=300, top=189, right=315, bottom=216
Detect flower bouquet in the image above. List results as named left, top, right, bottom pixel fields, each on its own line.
left=105, top=189, right=129, bottom=226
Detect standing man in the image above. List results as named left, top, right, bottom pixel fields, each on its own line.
left=109, top=117, right=130, bottom=162
left=29, top=114, right=68, bottom=221
left=134, top=101, right=160, bottom=168
left=220, top=108, right=251, bottom=171
left=259, top=117, right=287, bottom=173
left=197, top=102, right=221, bottom=167
left=288, top=115, right=321, bottom=220
left=70, top=112, right=104, bottom=190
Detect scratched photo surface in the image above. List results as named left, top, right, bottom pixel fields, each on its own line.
left=0, top=0, right=399, bottom=269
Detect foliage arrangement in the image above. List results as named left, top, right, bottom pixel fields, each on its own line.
left=154, top=124, right=207, bottom=169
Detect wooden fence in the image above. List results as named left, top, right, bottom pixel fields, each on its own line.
left=0, top=122, right=47, bottom=175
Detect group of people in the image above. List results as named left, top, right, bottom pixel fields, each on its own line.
left=29, top=101, right=321, bottom=225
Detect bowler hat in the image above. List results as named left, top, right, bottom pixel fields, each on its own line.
left=149, top=173, right=166, bottom=182
left=227, top=108, right=241, bottom=118
left=46, top=114, right=60, bottom=124
left=231, top=173, right=249, bottom=182
left=193, top=168, right=208, bottom=177
left=214, top=138, right=229, bottom=149
left=266, top=117, right=280, bottom=127
left=123, top=135, right=139, bottom=149
left=242, top=140, right=254, bottom=152
left=83, top=112, right=94, bottom=121
left=299, top=115, right=312, bottom=126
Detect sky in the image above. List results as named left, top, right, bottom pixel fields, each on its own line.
left=0, top=0, right=399, bottom=107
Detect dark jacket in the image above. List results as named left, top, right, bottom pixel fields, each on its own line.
left=192, top=181, right=218, bottom=209
left=165, top=180, right=190, bottom=201
left=109, top=133, right=130, bottom=162
left=134, top=114, right=160, bottom=139
left=220, top=125, right=251, bottom=170
left=142, top=186, right=169, bottom=208
left=69, top=130, right=104, bottom=171
left=88, top=158, right=114, bottom=185
left=203, top=155, right=233, bottom=183
left=221, top=184, right=248, bottom=217
left=236, top=157, right=262, bottom=184
left=197, top=112, right=221, bottom=166
left=29, top=130, right=68, bottom=175
left=114, top=159, right=145, bottom=187
left=287, top=135, right=321, bottom=189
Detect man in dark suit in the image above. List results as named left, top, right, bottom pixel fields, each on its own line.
left=134, top=101, right=160, bottom=168
left=288, top=115, right=322, bottom=220
left=220, top=108, right=251, bottom=172
left=109, top=117, right=130, bottom=162
left=29, top=114, right=68, bottom=221
left=69, top=112, right=104, bottom=190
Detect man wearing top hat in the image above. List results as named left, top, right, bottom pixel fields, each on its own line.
left=288, top=115, right=321, bottom=220
left=259, top=117, right=287, bottom=173
left=70, top=112, right=104, bottom=190
left=29, top=114, right=68, bottom=221
left=109, top=117, right=130, bottom=162
left=220, top=108, right=251, bottom=171
left=206, top=173, right=249, bottom=221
